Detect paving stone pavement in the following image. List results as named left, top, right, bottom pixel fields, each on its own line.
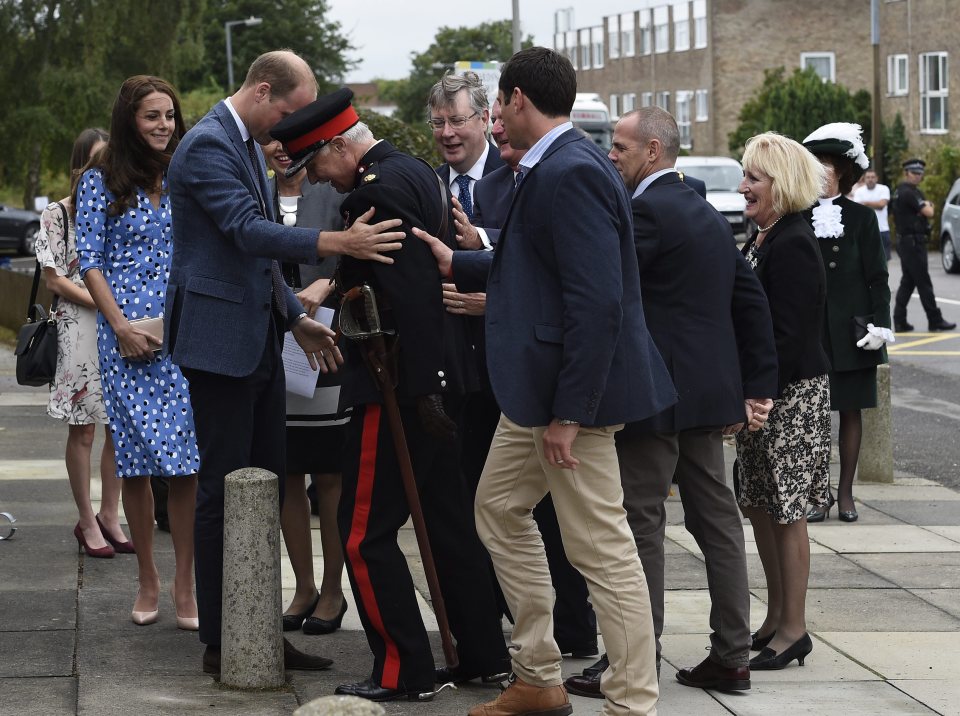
left=1, top=342, right=959, bottom=715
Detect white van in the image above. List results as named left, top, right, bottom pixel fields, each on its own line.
left=571, top=93, right=612, bottom=151
left=675, top=156, right=749, bottom=237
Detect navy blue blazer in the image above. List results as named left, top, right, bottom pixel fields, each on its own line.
left=166, top=101, right=317, bottom=377
left=624, top=173, right=777, bottom=434
left=471, top=164, right=516, bottom=246
left=453, top=128, right=676, bottom=427
left=676, top=171, right=707, bottom=199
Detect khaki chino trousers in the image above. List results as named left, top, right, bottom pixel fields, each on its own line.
left=475, top=415, right=659, bottom=716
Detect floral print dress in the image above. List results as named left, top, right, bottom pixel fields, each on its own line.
left=76, top=169, right=199, bottom=478
left=34, top=201, right=108, bottom=425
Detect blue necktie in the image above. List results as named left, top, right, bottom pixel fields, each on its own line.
left=454, top=174, right=474, bottom=220
left=515, top=170, right=524, bottom=188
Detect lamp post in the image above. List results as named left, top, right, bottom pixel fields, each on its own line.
left=225, top=16, right=263, bottom=93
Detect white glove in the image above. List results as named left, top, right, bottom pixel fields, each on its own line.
left=856, top=322, right=893, bottom=351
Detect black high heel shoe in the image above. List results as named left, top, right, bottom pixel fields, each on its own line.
left=806, top=492, right=835, bottom=523
left=282, top=591, right=320, bottom=632
left=750, top=630, right=775, bottom=651
left=749, top=633, right=813, bottom=670
left=302, top=597, right=348, bottom=635
left=838, top=506, right=859, bottom=522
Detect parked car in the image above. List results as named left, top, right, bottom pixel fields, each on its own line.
left=940, top=178, right=960, bottom=273
left=0, top=203, right=41, bottom=256
left=675, top=156, right=749, bottom=237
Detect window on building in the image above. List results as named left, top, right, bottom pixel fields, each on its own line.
left=621, top=12, right=636, bottom=57
left=887, top=54, right=908, bottom=95
left=676, top=91, right=693, bottom=148
left=920, top=52, right=949, bottom=132
left=580, top=29, right=591, bottom=69
left=656, top=90, right=671, bottom=112
left=639, top=10, right=652, bottom=55
left=674, top=3, right=690, bottom=52
left=592, top=26, right=604, bottom=68
left=695, top=88, right=709, bottom=120
left=654, top=6, right=669, bottom=53
left=693, top=0, right=707, bottom=48
left=623, top=93, right=637, bottom=112
left=608, top=16, right=620, bottom=60
left=610, top=94, right=620, bottom=118
left=801, top=52, right=836, bottom=82
left=566, top=31, right=578, bottom=69
left=641, top=92, right=653, bottom=107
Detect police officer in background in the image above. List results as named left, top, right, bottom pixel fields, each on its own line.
left=271, top=89, right=509, bottom=702
left=892, top=158, right=956, bottom=332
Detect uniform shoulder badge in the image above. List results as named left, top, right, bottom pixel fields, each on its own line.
left=363, top=173, right=377, bottom=183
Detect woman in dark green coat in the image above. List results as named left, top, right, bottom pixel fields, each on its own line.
left=803, top=123, right=893, bottom=523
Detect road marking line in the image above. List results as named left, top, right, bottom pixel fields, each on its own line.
left=889, top=351, right=960, bottom=356
left=888, top=334, right=959, bottom=352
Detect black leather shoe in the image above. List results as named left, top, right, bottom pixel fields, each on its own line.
left=202, top=646, right=220, bottom=675
left=750, top=633, right=813, bottom=670
left=894, top=320, right=914, bottom=332
left=806, top=492, right=835, bottom=523
left=676, top=656, right=750, bottom=691
left=283, top=637, right=333, bottom=670
left=434, top=664, right=509, bottom=684
left=750, top=630, right=775, bottom=651
left=929, top=318, right=956, bottom=331
left=282, top=591, right=320, bottom=632
left=335, top=677, right=431, bottom=702
left=302, top=597, right=348, bottom=635
left=563, top=669, right=603, bottom=698
left=838, top=508, right=859, bottom=522
left=582, top=654, right=609, bottom=677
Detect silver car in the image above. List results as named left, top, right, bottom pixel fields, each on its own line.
left=940, top=178, right=960, bottom=273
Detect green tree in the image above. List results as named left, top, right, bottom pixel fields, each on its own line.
left=919, top=143, right=960, bottom=244
left=177, top=0, right=353, bottom=94
left=392, top=20, right=533, bottom=125
left=728, top=67, right=872, bottom=156
left=880, top=112, right=910, bottom=186
left=359, top=110, right=440, bottom=166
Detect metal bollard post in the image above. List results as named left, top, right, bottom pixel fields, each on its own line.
left=859, top=363, right=894, bottom=483
left=221, top=467, right=284, bottom=688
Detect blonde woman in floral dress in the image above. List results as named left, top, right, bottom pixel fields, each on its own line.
left=35, top=127, right=133, bottom=558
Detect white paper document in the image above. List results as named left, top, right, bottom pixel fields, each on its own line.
left=281, top=306, right=336, bottom=398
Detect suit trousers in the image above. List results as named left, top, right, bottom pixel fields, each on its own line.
left=181, top=321, right=287, bottom=647
left=894, top=234, right=942, bottom=323
left=339, top=402, right=508, bottom=691
left=618, top=429, right=750, bottom=667
left=476, top=415, right=658, bottom=716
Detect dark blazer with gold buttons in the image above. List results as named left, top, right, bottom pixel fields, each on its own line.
left=806, top=196, right=891, bottom=374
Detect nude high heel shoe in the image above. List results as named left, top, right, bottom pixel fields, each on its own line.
left=171, top=585, right=199, bottom=631
left=131, top=593, right=159, bottom=626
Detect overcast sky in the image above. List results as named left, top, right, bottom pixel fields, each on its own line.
left=327, top=1, right=635, bottom=82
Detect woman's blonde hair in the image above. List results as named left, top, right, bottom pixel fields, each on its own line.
left=741, top=132, right=825, bottom=215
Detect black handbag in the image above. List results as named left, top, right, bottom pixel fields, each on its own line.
left=14, top=202, right=66, bottom=386
left=851, top=314, right=874, bottom=345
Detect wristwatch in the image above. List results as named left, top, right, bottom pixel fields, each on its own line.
left=556, top=418, right=580, bottom=426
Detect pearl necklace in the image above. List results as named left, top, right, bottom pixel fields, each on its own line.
left=758, top=215, right=782, bottom=233
left=278, top=195, right=300, bottom=227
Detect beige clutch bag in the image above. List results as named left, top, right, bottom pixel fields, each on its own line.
left=121, top=316, right=164, bottom=358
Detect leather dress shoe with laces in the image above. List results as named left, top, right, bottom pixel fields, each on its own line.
left=435, top=664, right=509, bottom=684
left=929, top=318, right=957, bottom=331
left=335, top=677, right=432, bottom=702
left=469, top=676, right=572, bottom=716
left=676, top=655, right=750, bottom=691
left=894, top=320, right=914, bottom=332
left=582, top=653, right=608, bottom=677
left=563, top=669, right=602, bottom=698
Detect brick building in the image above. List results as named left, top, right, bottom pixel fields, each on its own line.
left=556, top=0, right=958, bottom=156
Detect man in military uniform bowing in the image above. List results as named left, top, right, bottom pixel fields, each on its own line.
left=271, top=89, right=509, bottom=702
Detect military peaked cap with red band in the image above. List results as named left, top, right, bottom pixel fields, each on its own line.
left=270, top=87, right=360, bottom=177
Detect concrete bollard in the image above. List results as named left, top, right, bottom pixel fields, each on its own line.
left=221, top=467, right=284, bottom=688
left=294, top=696, right=387, bottom=716
left=859, top=363, right=894, bottom=483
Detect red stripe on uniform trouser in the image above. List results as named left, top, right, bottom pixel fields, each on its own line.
left=345, top=404, right=402, bottom=689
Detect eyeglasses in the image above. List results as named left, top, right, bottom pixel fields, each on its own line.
left=427, top=112, right=479, bottom=131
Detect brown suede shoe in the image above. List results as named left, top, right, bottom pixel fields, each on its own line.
left=468, top=676, right=573, bottom=716
left=676, top=655, right=750, bottom=691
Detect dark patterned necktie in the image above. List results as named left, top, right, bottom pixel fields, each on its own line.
left=454, top=174, right=474, bottom=220
left=515, top=170, right=524, bottom=188
left=246, top=138, right=287, bottom=319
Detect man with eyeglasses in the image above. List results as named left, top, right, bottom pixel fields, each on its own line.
left=429, top=72, right=504, bottom=228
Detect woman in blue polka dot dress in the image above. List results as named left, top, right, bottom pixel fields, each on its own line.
left=78, top=76, right=200, bottom=630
